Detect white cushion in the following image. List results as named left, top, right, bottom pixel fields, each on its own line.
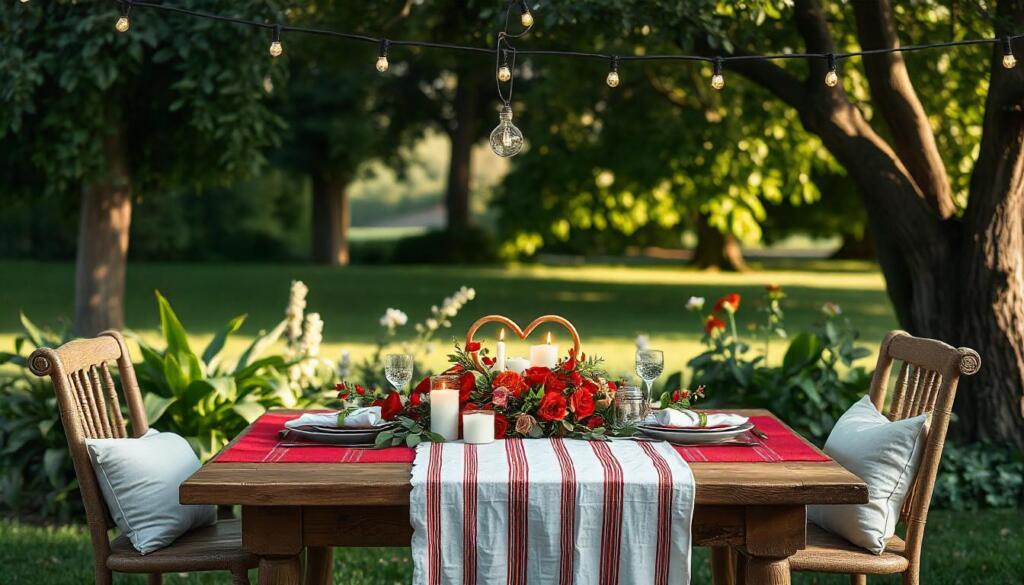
left=86, top=429, right=216, bottom=554
left=807, top=395, right=927, bottom=554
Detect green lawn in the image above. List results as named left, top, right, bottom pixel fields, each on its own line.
left=2, top=509, right=1021, bottom=584
left=2, top=259, right=897, bottom=375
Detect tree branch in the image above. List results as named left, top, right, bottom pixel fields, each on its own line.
left=852, top=0, right=956, bottom=218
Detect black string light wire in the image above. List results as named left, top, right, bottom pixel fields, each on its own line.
left=38, top=0, right=1022, bottom=155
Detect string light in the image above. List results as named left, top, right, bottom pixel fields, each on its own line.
left=711, top=57, right=725, bottom=90
left=376, top=39, right=390, bottom=72
left=490, top=105, right=524, bottom=157
left=20, top=0, right=30, bottom=4
left=519, top=2, right=534, bottom=29
left=825, top=53, right=839, bottom=87
left=1003, top=37, right=1016, bottom=69
left=269, top=25, right=283, bottom=57
left=115, top=1, right=131, bottom=33
left=606, top=56, right=620, bottom=87
left=497, top=49, right=511, bottom=82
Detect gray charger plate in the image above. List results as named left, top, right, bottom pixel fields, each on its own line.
left=283, top=426, right=389, bottom=445
left=638, top=422, right=755, bottom=445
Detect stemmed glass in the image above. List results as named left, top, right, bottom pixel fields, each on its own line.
left=635, top=349, right=664, bottom=409
left=384, top=354, right=414, bottom=394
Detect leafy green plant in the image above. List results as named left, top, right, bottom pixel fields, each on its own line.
left=0, top=315, right=79, bottom=521
left=932, top=442, right=1024, bottom=510
left=132, top=292, right=298, bottom=461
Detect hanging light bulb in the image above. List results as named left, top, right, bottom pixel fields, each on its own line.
left=114, top=1, right=131, bottom=33
left=824, top=53, right=839, bottom=87
left=376, top=39, right=390, bottom=72
left=269, top=25, right=283, bottom=57
left=1002, top=37, right=1017, bottom=69
left=497, top=65, right=512, bottom=82
left=606, top=56, right=620, bottom=87
left=490, top=105, right=524, bottom=158
left=519, top=2, right=534, bottom=28
left=711, top=57, right=725, bottom=90
left=20, top=0, right=30, bottom=4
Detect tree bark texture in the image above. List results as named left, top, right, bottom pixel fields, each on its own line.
left=311, top=170, right=350, bottom=266
left=445, top=69, right=483, bottom=229
left=728, top=0, right=1024, bottom=448
left=692, top=213, right=749, bottom=271
left=74, top=107, right=132, bottom=337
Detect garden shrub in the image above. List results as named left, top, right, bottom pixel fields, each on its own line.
left=392, top=227, right=498, bottom=264
left=932, top=442, right=1024, bottom=510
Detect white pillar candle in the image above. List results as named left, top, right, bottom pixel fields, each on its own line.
left=494, top=329, right=507, bottom=372
left=529, top=332, right=559, bottom=369
left=506, top=357, right=530, bottom=374
left=462, top=410, right=495, bottom=444
left=429, top=375, right=461, bottom=441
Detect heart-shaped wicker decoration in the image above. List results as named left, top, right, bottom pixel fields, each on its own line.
left=465, top=314, right=581, bottom=370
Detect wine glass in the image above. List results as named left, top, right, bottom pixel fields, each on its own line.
left=635, top=349, right=664, bottom=408
left=384, top=354, right=414, bottom=394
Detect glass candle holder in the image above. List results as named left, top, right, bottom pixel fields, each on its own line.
left=462, top=410, right=495, bottom=444
left=614, top=384, right=648, bottom=426
left=429, top=375, right=461, bottom=441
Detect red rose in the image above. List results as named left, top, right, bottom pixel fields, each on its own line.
left=607, top=380, right=617, bottom=392
left=355, top=384, right=366, bottom=396
left=570, top=371, right=583, bottom=387
left=413, top=376, right=431, bottom=396
left=563, top=349, right=578, bottom=371
left=704, top=315, right=727, bottom=335
left=585, top=415, right=605, bottom=429
left=482, top=356, right=496, bottom=367
left=372, top=391, right=403, bottom=420
left=494, top=413, right=509, bottom=438
left=713, top=293, right=741, bottom=313
left=581, top=378, right=599, bottom=396
left=466, top=341, right=482, bottom=352
left=544, top=372, right=567, bottom=394
left=459, top=372, right=476, bottom=402
left=335, top=383, right=349, bottom=400
left=524, top=367, right=552, bottom=386
left=538, top=392, right=567, bottom=422
left=492, top=371, right=529, bottom=397
left=410, top=392, right=422, bottom=406
left=568, top=389, right=595, bottom=419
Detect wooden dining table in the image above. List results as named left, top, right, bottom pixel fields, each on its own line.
left=180, top=409, right=867, bottom=585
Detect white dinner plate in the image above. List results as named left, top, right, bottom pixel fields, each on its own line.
left=639, top=421, right=748, bottom=433
left=638, top=422, right=755, bottom=444
left=298, top=423, right=396, bottom=435
left=283, top=426, right=388, bottom=445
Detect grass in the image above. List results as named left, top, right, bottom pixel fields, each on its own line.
left=1, top=259, right=897, bottom=375
left=2, top=509, right=1021, bottom=584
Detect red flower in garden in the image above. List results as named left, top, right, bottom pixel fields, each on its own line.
left=459, top=372, right=476, bottom=402
left=372, top=391, right=403, bottom=420
left=538, top=392, right=568, bottom=422
left=466, top=341, right=482, bottom=352
left=713, top=293, right=741, bottom=313
left=494, top=413, right=510, bottom=438
left=585, top=415, right=605, bottom=429
left=704, top=315, right=727, bottom=335
left=524, top=367, right=552, bottom=386
left=355, top=384, right=367, bottom=396
left=492, top=371, right=529, bottom=397
left=335, top=383, right=349, bottom=400
left=568, top=389, right=595, bottom=419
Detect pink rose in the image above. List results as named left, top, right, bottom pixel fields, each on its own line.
left=492, top=386, right=511, bottom=408
left=515, top=414, right=537, bottom=435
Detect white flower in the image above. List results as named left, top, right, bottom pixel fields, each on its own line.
left=300, top=312, right=324, bottom=358
left=635, top=334, right=650, bottom=351
left=425, top=318, right=439, bottom=331
left=285, top=280, right=309, bottom=346
left=337, top=350, right=351, bottom=378
left=379, top=308, right=408, bottom=331
left=686, top=296, right=706, bottom=312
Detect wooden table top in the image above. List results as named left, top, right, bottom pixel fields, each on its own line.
left=180, top=409, right=867, bottom=507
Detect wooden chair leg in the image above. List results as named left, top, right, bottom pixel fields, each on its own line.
left=851, top=575, right=867, bottom=585
left=232, top=567, right=252, bottom=585
left=711, top=546, right=737, bottom=585
left=736, top=553, right=748, bottom=585
left=95, top=566, right=113, bottom=585
left=304, top=546, right=333, bottom=585
left=147, top=574, right=163, bottom=585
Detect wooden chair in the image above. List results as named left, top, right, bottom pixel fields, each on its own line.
left=29, top=331, right=258, bottom=585
left=716, top=330, right=980, bottom=585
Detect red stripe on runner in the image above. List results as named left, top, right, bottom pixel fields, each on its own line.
left=590, top=442, right=624, bottom=585
left=550, top=438, right=577, bottom=585
left=426, top=443, right=443, bottom=585
left=463, top=445, right=478, bottom=585
left=505, top=439, right=529, bottom=585
left=639, top=442, right=673, bottom=585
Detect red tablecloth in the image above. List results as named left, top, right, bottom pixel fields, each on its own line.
left=213, top=412, right=829, bottom=464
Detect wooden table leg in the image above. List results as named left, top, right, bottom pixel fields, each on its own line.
left=740, top=505, right=804, bottom=585
left=304, top=546, right=333, bottom=585
left=242, top=506, right=305, bottom=585
left=711, top=546, right=737, bottom=585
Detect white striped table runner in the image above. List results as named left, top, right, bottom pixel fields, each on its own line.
left=410, top=438, right=696, bottom=585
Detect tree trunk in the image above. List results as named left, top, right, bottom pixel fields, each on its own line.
left=445, top=71, right=482, bottom=230
left=311, top=170, right=350, bottom=266
left=74, top=107, right=132, bottom=336
left=829, top=229, right=876, bottom=260
left=691, top=214, right=748, bottom=271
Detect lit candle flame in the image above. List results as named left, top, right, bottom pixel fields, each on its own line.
left=546, top=332, right=552, bottom=345
left=499, top=328, right=505, bottom=341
